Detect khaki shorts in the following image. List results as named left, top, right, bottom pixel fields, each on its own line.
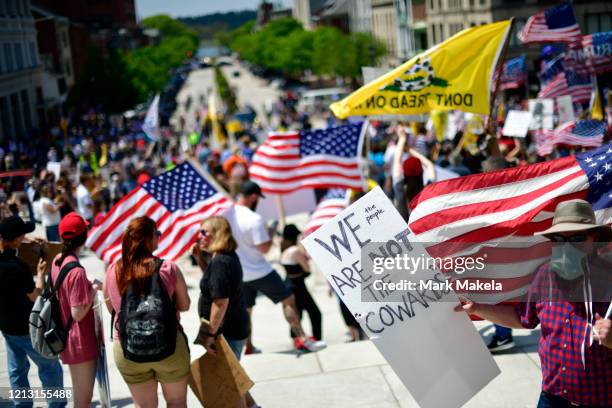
left=113, top=332, right=190, bottom=384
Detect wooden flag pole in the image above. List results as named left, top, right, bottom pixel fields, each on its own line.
left=275, top=194, right=286, bottom=229
left=486, top=18, right=515, bottom=136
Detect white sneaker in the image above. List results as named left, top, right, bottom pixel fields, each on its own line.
left=302, top=337, right=327, bottom=352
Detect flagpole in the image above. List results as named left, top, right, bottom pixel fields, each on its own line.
left=486, top=18, right=515, bottom=135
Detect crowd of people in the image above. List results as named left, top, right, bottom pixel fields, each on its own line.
left=0, top=68, right=610, bottom=407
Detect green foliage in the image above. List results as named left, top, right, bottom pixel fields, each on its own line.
left=228, top=18, right=386, bottom=79
left=214, top=67, right=238, bottom=114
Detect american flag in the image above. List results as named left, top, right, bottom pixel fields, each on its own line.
left=582, top=31, right=612, bottom=74
left=87, top=162, right=232, bottom=264
left=538, top=71, right=591, bottom=104
left=500, top=55, right=527, bottom=90
left=539, top=54, right=565, bottom=86
left=249, top=123, right=365, bottom=194
left=517, top=2, right=582, bottom=45
left=304, top=189, right=349, bottom=236
left=408, top=143, right=612, bottom=303
left=535, top=120, right=606, bottom=157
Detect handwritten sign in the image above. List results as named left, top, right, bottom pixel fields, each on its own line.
left=556, top=95, right=575, bottom=124
left=302, top=187, right=500, bottom=408
left=528, top=98, right=554, bottom=130
left=189, top=336, right=254, bottom=408
left=502, top=110, right=532, bottom=138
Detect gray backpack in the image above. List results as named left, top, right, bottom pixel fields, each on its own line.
left=29, top=261, right=80, bottom=359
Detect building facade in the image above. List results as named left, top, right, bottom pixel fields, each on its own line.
left=293, top=0, right=327, bottom=29
left=348, top=0, right=373, bottom=33
left=371, top=0, right=398, bottom=61
left=0, top=0, right=42, bottom=143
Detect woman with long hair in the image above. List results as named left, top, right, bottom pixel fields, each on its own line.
left=103, top=216, right=191, bottom=408
left=51, top=212, right=100, bottom=408
left=280, top=224, right=322, bottom=341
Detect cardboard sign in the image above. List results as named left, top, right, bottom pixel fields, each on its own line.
left=556, top=95, right=575, bottom=124
left=301, top=187, right=500, bottom=408
left=528, top=98, right=554, bottom=130
left=502, top=110, right=532, bottom=138
left=18, top=241, right=62, bottom=275
left=189, top=335, right=254, bottom=408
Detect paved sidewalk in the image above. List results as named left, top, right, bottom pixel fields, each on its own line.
left=0, top=237, right=543, bottom=408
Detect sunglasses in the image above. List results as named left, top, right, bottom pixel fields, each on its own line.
left=156, top=230, right=162, bottom=238
left=199, top=229, right=208, bottom=237
left=549, top=233, right=587, bottom=243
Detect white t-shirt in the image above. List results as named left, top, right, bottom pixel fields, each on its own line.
left=224, top=204, right=272, bottom=282
left=76, top=184, right=93, bottom=220
left=39, top=197, right=61, bottom=227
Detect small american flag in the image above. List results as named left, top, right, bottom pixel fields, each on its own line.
left=408, top=143, right=612, bottom=303
left=535, top=120, right=606, bottom=157
left=87, top=162, right=232, bottom=264
left=539, top=54, right=565, bottom=86
left=500, top=55, right=527, bottom=90
left=304, top=189, right=349, bottom=236
left=517, top=2, right=582, bottom=45
left=538, top=71, right=592, bottom=104
left=249, top=123, right=365, bottom=194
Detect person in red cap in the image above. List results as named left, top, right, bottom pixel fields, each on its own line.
left=51, top=212, right=101, bottom=408
left=392, top=126, right=436, bottom=222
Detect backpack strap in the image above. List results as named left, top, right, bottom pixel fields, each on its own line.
left=48, top=260, right=81, bottom=332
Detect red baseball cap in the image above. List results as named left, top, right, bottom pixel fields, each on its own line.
left=59, top=212, right=89, bottom=240
left=402, top=156, right=423, bottom=177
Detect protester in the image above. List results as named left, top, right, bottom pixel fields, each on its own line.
left=280, top=224, right=322, bottom=341
left=225, top=181, right=326, bottom=353
left=103, top=216, right=191, bottom=408
left=455, top=199, right=612, bottom=407
left=35, top=185, right=61, bottom=242
left=392, top=126, right=435, bottom=222
left=51, top=212, right=100, bottom=408
left=76, top=175, right=94, bottom=223
left=0, top=216, right=65, bottom=408
left=193, top=216, right=250, bottom=358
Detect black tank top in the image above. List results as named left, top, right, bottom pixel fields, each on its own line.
left=282, top=263, right=306, bottom=278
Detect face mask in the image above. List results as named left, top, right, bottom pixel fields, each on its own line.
left=550, top=243, right=586, bottom=280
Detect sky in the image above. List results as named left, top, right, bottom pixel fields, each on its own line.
left=135, top=0, right=293, bottom=19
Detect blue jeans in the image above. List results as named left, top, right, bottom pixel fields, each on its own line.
left=225, top=338, right=246, bottom=361
left=494, top=324, right=512, bottom=339
left=537, top=391, right=591, bottom=407
left=2, top=333, right=66, bottom=408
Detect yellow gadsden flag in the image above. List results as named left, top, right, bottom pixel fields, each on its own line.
left=331, top=20, right=512, bottom=119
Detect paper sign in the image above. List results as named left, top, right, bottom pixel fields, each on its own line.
left=256, top=189, right=317, bottom=222
left=46, top=162, right=61, bottom=180
left=301, top=187, right=500, bottom=408
left=502, top=110, right=532, bottom=138
left=189, top=336, right=254, bottom=408
left=528, top=98, right=554, bottom=130
left=556, top=95, right=575, bottom=124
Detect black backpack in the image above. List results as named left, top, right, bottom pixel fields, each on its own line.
left=117, top=258, right=177, bottom=362
left=30, top=261, right=80, bottom=359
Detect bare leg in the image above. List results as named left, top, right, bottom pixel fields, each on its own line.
left=281, top=294, right=306, bottom=338
left=68, top=359, right=96, bottom=408
left=160, top=376, right=189, bottom=408
left=127, top=379, right=158, bottom=408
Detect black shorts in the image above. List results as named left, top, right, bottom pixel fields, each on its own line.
left=243, top=270, right=292, bottom=308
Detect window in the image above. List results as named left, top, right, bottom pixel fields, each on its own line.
left=0, top=97, right=10, bottom=142
left=431, top=24, right=436, bottom=43
left=20, top=90, right=31, bottom=130
left=35, top=86, right=43, bottom=104
left=14, top=43, right=23, bottom=70
left=10, top=93, right=22, bottom=135
left=7, top=0, right=15, bottom=16
left=586, top=14, right=612, bottom=34
left=4, top=44, right=13, bottom=71
left=430, top=0, right=435, bottom=10
left=65, top=60, right=71, bottom=76
left=28, top=42, right=36, bottom=67
left=438, top=0, right=442, bottom=11
left=439, top=23, right=444, bottom=41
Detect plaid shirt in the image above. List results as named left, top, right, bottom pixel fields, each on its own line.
left=515, top=262, right=612, bottom=406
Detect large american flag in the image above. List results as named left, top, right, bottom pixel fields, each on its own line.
left=535, top=120, right=606, bottom=157
left=249, top=123, right=365, bottom=194
left=517, top=2, right=582, bottom=45
left=304, top=189, right=349, bottom=236
left=87, top=162, right=232, bottom=264
left=408, top=143, right=612, bottom=303
left=538, top=71, right=591, bottom=104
